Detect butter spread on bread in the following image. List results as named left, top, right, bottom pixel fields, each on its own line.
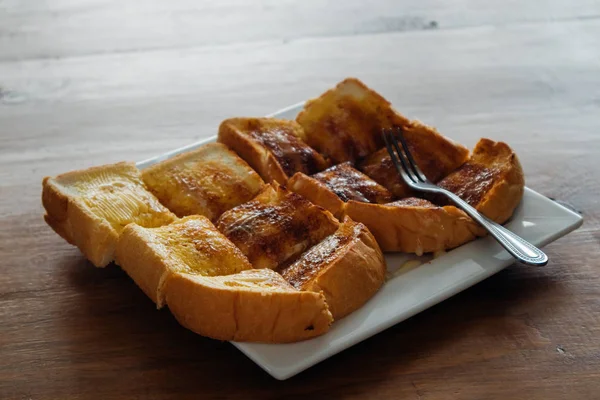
left=141, top=143, right=265, bottom=221
left=42, top=162, right=176, bottom=267
left=115, top=215, right=252, bottom=308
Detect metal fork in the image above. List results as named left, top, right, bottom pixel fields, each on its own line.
left=383, top=128, right=548, bottom=266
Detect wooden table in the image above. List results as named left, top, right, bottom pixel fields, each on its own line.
left=2, top=1, right=599, bottom=398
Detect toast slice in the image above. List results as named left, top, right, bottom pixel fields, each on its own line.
left=437, top=138, right=525, bottom=224
left=164, top=269, right=333, bottom=343
left=279, top=217, right=386, bottom=319
left=218, top=117, right=328, bottom=184
left=141, top=143, right=265, bottom=221
left=346, top=198, right=484, bottom=254
left=287, top=162, right=393, bottom=218
left=296, top=78, right=411, bottom=164
left=359, top=122, right=469, bottom=198
left=114, top=215, right=252, bottom=308
left=216, top=184, right=339, bottom=270
left=42, top=162, right=176, bottom=267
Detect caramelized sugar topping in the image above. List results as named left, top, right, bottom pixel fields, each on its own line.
left=279, top=221, right=360, bottom=289
left=246, top=119, right=327, bottom=177
left=313, top=162, right=393, bottom=203
left=436, top=139, right=515, bottom=207
left=216, top=186, right=339, bottom=270
left=437, top=163, right=499, bottom=207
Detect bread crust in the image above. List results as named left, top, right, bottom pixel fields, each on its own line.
left=42, top=162, right=175, bottom=267
left=164, top=269, right=333, bottom=343
left=141, top=143, right=265, bottom=221
left=218, top=117, right=328, bottom=184
left=345, top=198, right=484, bottom=254
left=279, top=217, right=386, bottom=319
left=115, top=215, right=253, bottom=308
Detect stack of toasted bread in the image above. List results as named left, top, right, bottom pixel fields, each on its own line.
left=42, top=78, right=524, bottom=343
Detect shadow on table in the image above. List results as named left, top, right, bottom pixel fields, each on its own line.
left=60, top=256, right=564, bottom=398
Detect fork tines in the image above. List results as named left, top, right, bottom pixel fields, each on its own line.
left=382, top=127, right=427, bottom=186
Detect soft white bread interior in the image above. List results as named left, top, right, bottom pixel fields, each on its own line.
left=114, top=215, right=252, bottom=308
left=287, top=162, right=393, bottom=218
left=141, top=143, right=265, bottom=221
left=345, top=197, right=484, bottom=254
left=279, top=217, right=386, bottom=319
left=218, top=117, right=328, bottom=184
left=216, top=184, right=339, bottom=270
left=164, top=269, right=333, bottom=343
left=42, top=162, right=176, bottom=267
left=437, top=138, right=525, bottom=224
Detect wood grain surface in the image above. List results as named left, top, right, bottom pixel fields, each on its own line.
left=1, top=1, right=599, bottom=399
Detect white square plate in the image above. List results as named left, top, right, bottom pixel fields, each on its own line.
left=138, top=102, right=583, bottom=380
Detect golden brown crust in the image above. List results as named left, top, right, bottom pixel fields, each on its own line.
left=218, top=117, right=328, bottom=184
left=359, top=121, right=469, bottom=198
left=141, top=143, right=265, bottom=221
left=114, top=216, right=252, bottom=308
left=42, top=162, right=176, bottom=267
left=287, top=172, right=347, bottom=218
left=287, top=163, right=393, bottom=218
left=311, top=162, right=394, bottom=203
left=279, top=217, right=386, bottom=319
left=164, top=269, right=333, bottom=343
left=437, top=138, right=524, bottom=224
left=345, top=199, right=484, bottom=254
left=296, top=77, right=411, bottom=164
left=216, top=184, right=339, bottom=270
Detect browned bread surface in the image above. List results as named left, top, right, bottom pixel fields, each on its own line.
left=359, top=122, right=469, bottom=198
left=216, top=184, right=339, bottom=270
left=296, top=77, right=411, bottom=164
left=218, top=117, right=328, bottom=184
left=164, top=269, right=333, bottom=343
left=114, top=215, right=252, bottom=308
left=42, top=162, right=176, bottom=267
left=279, top=217, right=386, bottom=319
left=437, top=138, right=525, bottom=224
left=287, top=162, right=393, bottom=218
left=141, top=143, right=265, bottom=221
left=346, top=198, right=484, bottom=254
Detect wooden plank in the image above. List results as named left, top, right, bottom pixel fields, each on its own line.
left=1, top=0, right=600, bottom=61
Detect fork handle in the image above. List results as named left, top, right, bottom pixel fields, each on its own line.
left=443, top=191, right=549, bottom=266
